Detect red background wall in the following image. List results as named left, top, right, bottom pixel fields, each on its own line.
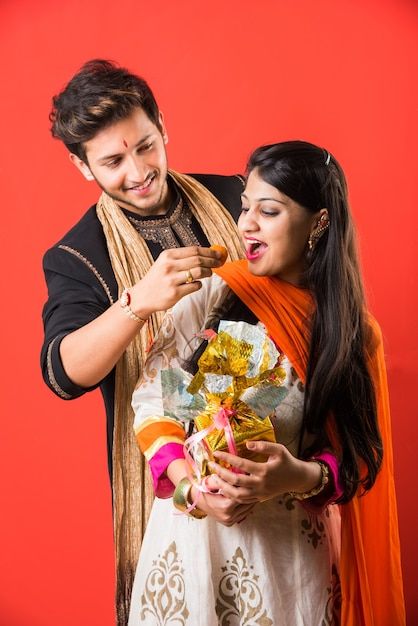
left=1, top=1, right=417, bottom=624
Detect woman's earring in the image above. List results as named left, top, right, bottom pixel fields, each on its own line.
left=308, top=214, right=329, bottom=251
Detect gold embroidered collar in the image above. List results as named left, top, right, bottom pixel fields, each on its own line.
left=124, top=189, right=200, bottom=249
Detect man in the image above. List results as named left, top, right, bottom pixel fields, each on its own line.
left=41, top=59, right=244, bottom=624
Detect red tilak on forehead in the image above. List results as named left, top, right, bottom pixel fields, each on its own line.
left=123, top=139, right=128, bottom=148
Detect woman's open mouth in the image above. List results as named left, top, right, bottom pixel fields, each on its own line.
left=245, top=239, right=267, bottom=261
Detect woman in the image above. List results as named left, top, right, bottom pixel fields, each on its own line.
left=128, top=141, right=405, bottom=625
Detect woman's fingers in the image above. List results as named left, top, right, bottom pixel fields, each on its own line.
left=231, top=503, right=256, bottom=523
left=211, top=452, right=260, bottom=475
left=206, top=468, right=259, bottom=503
left=218, top=502, right=256, bottom=527
left=203, top=474, right=221, bottom=492
left=200, top=487, right=258, bottom=525
left=209, top=459, right=256, bottom=485
left=246, top=440, right=286, bottom=457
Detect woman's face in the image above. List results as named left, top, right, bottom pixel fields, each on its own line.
left=238, top=169, right=320, bottom=285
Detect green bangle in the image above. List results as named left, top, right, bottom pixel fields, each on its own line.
left=287, top=460, right=329, bottom=501
left=173, top=477, right=207, bottom=519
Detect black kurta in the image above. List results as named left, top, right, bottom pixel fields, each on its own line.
left=41, top=173, right=245, bottom=474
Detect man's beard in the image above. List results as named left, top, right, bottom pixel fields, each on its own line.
left=93, top=174, right=170, bottom=216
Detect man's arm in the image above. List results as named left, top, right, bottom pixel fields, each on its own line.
left=42, top=245, right=224, bottom=394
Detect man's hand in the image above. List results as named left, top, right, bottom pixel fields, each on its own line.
left=59, top=246, right=227, bottom=389
left=130, top=246, right=225, bottom=318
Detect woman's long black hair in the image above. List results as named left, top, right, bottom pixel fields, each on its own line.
left=247, top=141, right=382, bottom=502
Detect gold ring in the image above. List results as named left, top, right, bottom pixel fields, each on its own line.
left=185, top=269, right=194, bottom=284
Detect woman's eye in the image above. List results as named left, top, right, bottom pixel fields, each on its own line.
left=241, top=206, right=249, bottom=213
left=261, top=209, right=279, bottom=217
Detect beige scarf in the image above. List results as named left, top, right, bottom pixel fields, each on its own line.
left=96, top=171, right=243, bottom=625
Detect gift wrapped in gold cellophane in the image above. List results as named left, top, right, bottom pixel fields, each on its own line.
left=161, top=320, right=289, bottom=478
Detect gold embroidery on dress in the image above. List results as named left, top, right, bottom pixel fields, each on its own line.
left=301, top=511, right=327, bottom=549
left=48, top=246, right=114, bottom=399
left=277, top=495, right=329, bottom=550
left=127, top=196, right=201, bottom=249
left=47, top=336, right=72, bottom=399
left=216, top=546, right=273, bottom=626
left=321, top=564, right=342, bottom=626
left=139, top=541, right=189, bottom=625
left=277, top=493, right=297, bottom=510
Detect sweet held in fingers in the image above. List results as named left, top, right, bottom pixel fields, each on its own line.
left=210, top=245, right=228, bottom=265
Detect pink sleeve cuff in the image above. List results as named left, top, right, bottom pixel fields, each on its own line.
left=149, top=442, right=185, bottom=498
left=302, top=451, right=343, bottom=512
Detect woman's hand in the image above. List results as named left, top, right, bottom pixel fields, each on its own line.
left=167, top=458, right=254, bottom=526
left=208, top=440, right=322, bottom=504
left=190, top=484, right=256, bottom=526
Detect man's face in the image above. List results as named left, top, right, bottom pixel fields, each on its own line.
left=71, top=107, right=170, bottom=216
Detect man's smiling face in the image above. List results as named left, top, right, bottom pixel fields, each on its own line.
left=71, top=106, right=171, bottom=216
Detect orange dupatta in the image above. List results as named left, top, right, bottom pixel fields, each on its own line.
left=215, top=260, right=405, bottom=626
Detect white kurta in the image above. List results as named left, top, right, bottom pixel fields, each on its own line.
left=129, top=275, right=341, bottom=626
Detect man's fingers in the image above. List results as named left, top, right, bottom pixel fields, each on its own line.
left=176, top=281, right=203, bottom=295
left=173, top=257, right=221, bottom=275
left=176, top=266, right=213, bottom=286
left=153, top=247, right=224, bottom=289
left=164, top=246, right=224, bottom=263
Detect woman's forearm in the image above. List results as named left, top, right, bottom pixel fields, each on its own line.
left=166, top=458, right=189, bottom=486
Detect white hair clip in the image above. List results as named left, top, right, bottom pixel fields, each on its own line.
left=325, top=152, right=331, bottom=166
